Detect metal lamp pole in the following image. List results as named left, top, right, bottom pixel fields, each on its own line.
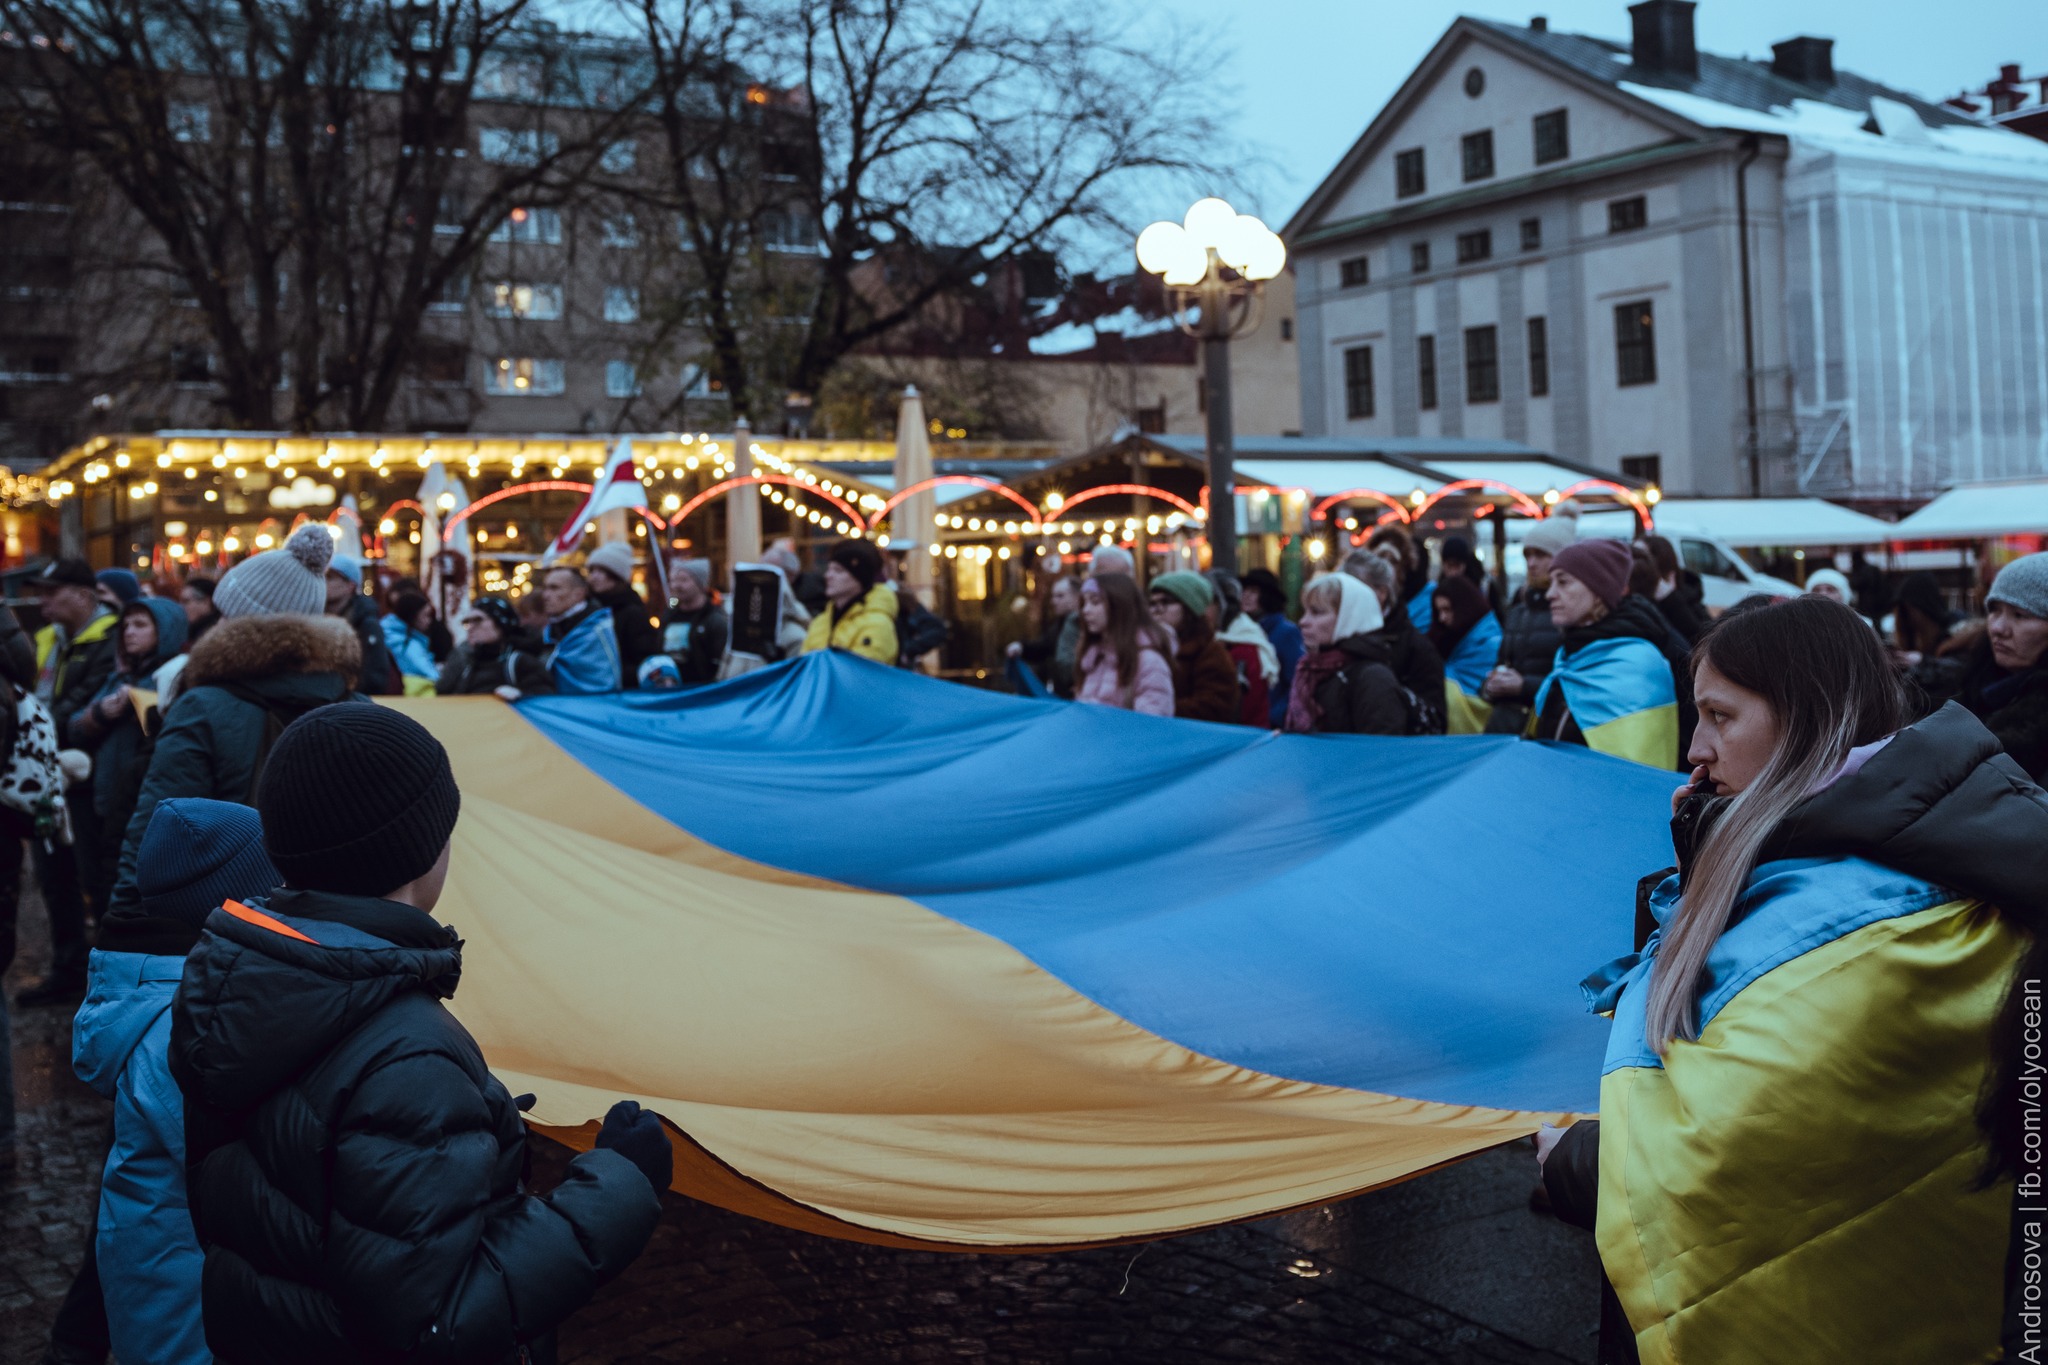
left=1136, top=199, right=1285, bottom=578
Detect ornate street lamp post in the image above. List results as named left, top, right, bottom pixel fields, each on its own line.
left=1135, top=198, right=1286, bottom=576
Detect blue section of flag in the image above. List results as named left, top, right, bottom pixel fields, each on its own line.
left=517, top=653, right=1677, bottom=1113
left=1532, top=637, right=1676, bottom=731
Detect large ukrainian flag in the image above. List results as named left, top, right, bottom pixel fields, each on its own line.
left=392, top=652, right=1675, bottom=1250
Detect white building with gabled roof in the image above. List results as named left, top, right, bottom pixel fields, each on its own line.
left=1282, top=0, right=2048, bottom=508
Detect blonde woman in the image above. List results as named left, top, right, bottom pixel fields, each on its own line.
left=1541, top=596, right=2037, bottom=1363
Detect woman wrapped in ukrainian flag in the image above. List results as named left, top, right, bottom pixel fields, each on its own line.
left=1529, top=538, right=1685, bottom=769
left=1539, top=596, right=2039, bottom=1363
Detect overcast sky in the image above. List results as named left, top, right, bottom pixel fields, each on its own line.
left=1155, top=0, right=2036, bottom=228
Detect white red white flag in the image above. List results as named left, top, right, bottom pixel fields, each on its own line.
left=542, top=439, right=647, bottom=564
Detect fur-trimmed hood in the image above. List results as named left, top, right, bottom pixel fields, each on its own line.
left=183, top=612, right=361, bottom=690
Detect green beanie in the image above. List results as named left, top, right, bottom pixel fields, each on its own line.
left=1150, top=571, right=1215, bottom=617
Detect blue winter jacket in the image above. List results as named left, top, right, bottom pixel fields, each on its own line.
left=379, top=614, right=439, bottom=682
left=543, top=603, right=621, bottom=694
left=72, top=949, right=210, bottom=1365
left=1256, top=610, right=1305, bottom=728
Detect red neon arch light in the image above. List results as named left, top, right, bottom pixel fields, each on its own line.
left=1053, top=483, right=1203, bottom=520
left=439, top=480, right=593, bottom=534
left=1310, top=488, right=1414, bottom=523
left=1411, top=479, right=1546, bottom=523
left=880, top=475, right=1038, bottom=524
left=382, top=499, right=426, bottom=521
left=668, top=476, right=868, bottom=533
left=1555, top=479, right=1655, bottom=532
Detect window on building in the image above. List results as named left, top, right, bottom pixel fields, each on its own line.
left=1526, top=316, right=1550, bottom=397
left=1460, top=130, right=1495, bottom=182
left=486, top=282, right=562, bottom=319
left=1135, top=402, right=1167, bottom=434
left=1395, top=148, right=1425, bottom=198
left=169, top=103, right=210, bottom=143
left=170, top=344, right=212, bottom=385
left=1608, top=195, right=1647, bottom=233
left=1620, top=454, right=1662, bottom=487
left=600, top=214, right=639, bottom=248
left=485, top=356, right=566, bottom=396
left=434, top=193, right=465, bottom=236
left=1533, top=109, right=1570, bottom=165
left=681, top=364, right=727, bottom=399
left=599, top=139, right=636, bottom=173
left=426, top=273, right=468, bottom=313
left=1520, top=217, right=1542, bottom=252
left=1456, top=229, right=1492, bottom=264
left=1417, top=335, right=1438, bottom=410
left=1464, top=326, right=1499, bottom=403
left=1615, top=300, right=1657, bottom=386
left=1279, top=317, right=1294, bottom=342
left=1410, top=241, right=1431, bottom=274
left=480, top=127, right=559, bottom=166
left=410, top=340, right=468, bottom=388
left=759, top=207, right=817, bottom=252
left=603, top=286, right=640, bottom=323
left=605, top=360, right=642, bottom=398
left=1343, top=345, right=1375, bottom=419
left=489, top=207, right=562, bottom=245
left=1339, top=255, right=1370, bottom=288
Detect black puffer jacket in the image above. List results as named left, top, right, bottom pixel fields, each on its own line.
left=435, top=639, right=554, bottom=697
left=1366, top=610, right=1447, bottom=734
left=170, top=887, right=659, bottom=1364
left=595, top=585, right=663, bottom=688
left=1306, top=634, right=1411, bottom=735
left=1940, top=632, right=2048, bottom=782
left=1495, top=586, right=1561, bottom=694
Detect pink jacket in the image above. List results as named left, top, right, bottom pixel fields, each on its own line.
left=1075, top=642, right=1174, bottom=717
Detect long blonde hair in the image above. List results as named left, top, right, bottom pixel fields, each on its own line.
left=1644, top=599, right=1903, bottom=1051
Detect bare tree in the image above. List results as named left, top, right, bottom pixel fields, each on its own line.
left=0, top=0, right=649, bottom=430
left=625, top=0, right=1225, bottom=427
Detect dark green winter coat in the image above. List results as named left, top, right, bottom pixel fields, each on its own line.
left=106, top=613, right=360, bottom=916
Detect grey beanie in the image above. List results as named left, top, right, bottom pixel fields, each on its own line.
left=1987, top=552, right=2048, bottom=621
left=1523, top=504, right=1580, bottom=557
left=213, top=523, right=335, bottom=619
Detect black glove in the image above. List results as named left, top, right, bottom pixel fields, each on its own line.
left=594, top=1099, right=672, bottom=1194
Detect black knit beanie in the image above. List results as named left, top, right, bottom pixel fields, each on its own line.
left=828, top=538, right=881, bottom=593
left=257, top=703, right=462, bottom=896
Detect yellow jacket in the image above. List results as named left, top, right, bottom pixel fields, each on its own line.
left=801, top=585, right=898, bottom=666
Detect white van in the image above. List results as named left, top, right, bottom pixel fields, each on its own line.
left=1488, top=514, right=1803, bottom=613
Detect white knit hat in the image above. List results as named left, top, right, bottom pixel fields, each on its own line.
left=213, top=524, right=334, bottom=618
left=1523, top=502, right=1580, bottom=557
left=586, top=541, right=635, bottom=584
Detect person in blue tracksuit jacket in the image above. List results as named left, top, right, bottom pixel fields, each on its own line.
left=71, top=798, right=284, bottom=1365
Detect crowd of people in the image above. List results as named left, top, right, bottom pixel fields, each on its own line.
left=0, top=509, right=2041, bottom=1363
left=1006, top=508, right=2048, bottom=790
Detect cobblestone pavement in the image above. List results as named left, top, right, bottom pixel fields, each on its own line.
left=3, top=888, right=1600, bottom=1365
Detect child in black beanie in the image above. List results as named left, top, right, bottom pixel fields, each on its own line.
left=169, top=702, right=673, bottom=1365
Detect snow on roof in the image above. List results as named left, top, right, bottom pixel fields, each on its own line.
left=1618, top=82, right=2048, bottom=182
left=1026, top=306, right=1181, bottom=357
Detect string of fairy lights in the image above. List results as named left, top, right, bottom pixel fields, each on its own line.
left=41, top=433, right=1239, bottom=579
